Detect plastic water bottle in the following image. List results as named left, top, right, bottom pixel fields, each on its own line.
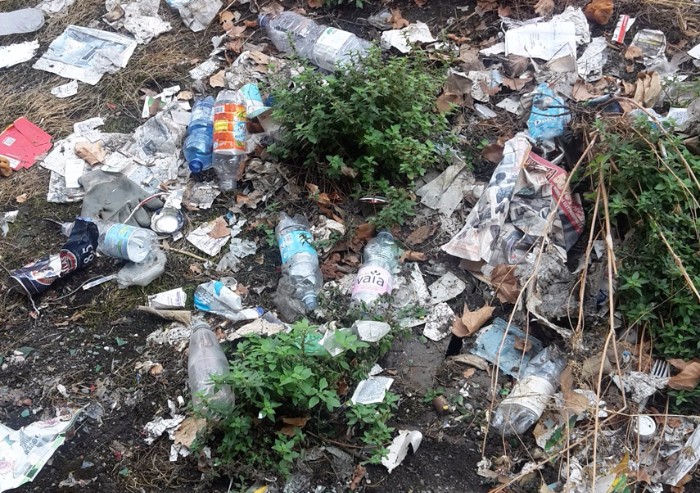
left=259, top=11, right=371, bottom=72
left=188, top=321, right=235, bottom=412
left=351, top=231, right=400, bottom=308
left=194, top=279, right=264, bottom=321
left=212, top=153, right=241, bottom=192
left=275, top=213, right=323, bottom=311
left=213, top=90, right=247, bottom=156
left=184, top=97, right=214, bottom=173
left=491, top=346, right=568, bottom=436
left=97, top=223, right=157, bottom=263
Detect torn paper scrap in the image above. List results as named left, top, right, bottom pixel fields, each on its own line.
left=1, top=211, right=18, bottom=237
left=166, top=0, right=223, bottom=32
left=143, top=414, right=186, bottom=445
left=33, top=25, right=138, bottom=85
left=576, top=37, right=607, bottom=81
left=50, top=79, right=79, bottom=98
left=505, top=20, right=577, bottom=60
left=629, top=29, right=667, bottom=69
left=689, top=43, right=700, bottom=59
left=104, top=0, right=172, bottom=44
left=0, top=409, right=82, bottom=492
left=662, top=426, right=700, bottom=486
left=428, top=272, right=466, bottom=305
left=0, top=40, right=40, bottom=69
left=380, top=22, right=436, bottom=54
left=422, top=302, right=455, bottom=341
left=351, top=376, right=394, bottom=404
left=0, top=118, right=52, bottom=171
left=148, top=287, right=187, bottom=309
left=381, top=430, right=423, bottom=473
left=612, top=15, right=635, bottom=44
left=186, top=220, right=231, bottom=256
left=353, top=320, right=391, bottom=342
left=415, top=154, right=473, bottom=217
left=37, top=0, right=75, bottom=15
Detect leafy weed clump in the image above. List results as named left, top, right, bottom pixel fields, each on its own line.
left=269, top=46, right=452, bottom=227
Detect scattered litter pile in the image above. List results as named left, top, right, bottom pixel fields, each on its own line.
left=1, top=0, right=700, bottom=492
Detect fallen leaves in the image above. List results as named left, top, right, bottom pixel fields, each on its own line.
left=349, top=464, right=366, bottom=491
left=405, top=224, right=436, bottom=246
left=560, top=365, right=590, bottom=420
left=389, top=8, right=409, bottom=29
left=400, top=251, right=427, bottom=262
left=632, top=71, right=662, bottom=108
left=280, top=416, right=310, bottom=436
left=74, top=140, right=106, bottom=166
left=533, top=0, right=555, bottom=17
left=308, top=0, right=324, bottom=8
left=208, top=217, right=230, bottom=239
left=174, top=417, right=207, bottom=448
left=414, top=0, right=428, bottom=6
left=624, top=45, right=644, bottom=60
left=15, top=193, right=28, bottom=204
left=584, top=0, right=614, bottom=25
left=668, top=360, right=700, bottom=391
left=450, top=353, right=490, bottom=371
left=452, top=303, right=495, bottom=337
left=482, top=143, right=504, bottom=164
left=209, top=70, right=226, bottom=88
left=491, top=264, right=520, bottom=303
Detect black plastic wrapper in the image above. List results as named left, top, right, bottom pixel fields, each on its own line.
left=10, top=218, right=99, bottom=296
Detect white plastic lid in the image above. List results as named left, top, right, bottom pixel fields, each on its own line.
left=634, top=415, right=656, bottom=440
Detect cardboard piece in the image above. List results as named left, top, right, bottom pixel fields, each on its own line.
left=0, top=118, right=52, bottom=171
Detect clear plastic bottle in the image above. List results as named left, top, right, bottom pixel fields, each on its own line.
left=184, top=96, right=214, bottom=173
left=259, top=11, right=372, bottom=72
left=194, top=279, right=264, bottom=321
left=116, top=249, right=166, bottom=288
left=351, top=231, right=400, bottom=308
left=213, top=90, right=247, bottom=156
left=275, top=213, right=323, bottom=311
left=491, top=345, right=568, bottom=436
left=212, top=153, right=241, bottom=192
left=188, top=321, right=235, bottom=412
left=97, top=223, right=157, bottom=263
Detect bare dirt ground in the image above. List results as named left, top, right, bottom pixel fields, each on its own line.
left=1, top=0, right=700, bottom=492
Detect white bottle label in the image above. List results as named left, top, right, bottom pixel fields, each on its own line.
left=352, top=265, right=392, bottom=296
left=500, top=375, right=555, bottom=417
left=313, top=27, right=353, bottom=69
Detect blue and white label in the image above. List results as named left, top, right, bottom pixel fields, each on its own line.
left=278, top=230, right=316, bottom=264
left=102, top=224, right=137, bottom=260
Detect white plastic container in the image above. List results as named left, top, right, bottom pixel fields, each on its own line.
left=98, top=223, right=157, bottom=263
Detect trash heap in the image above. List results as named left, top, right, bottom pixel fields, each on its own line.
left=1, top=0, right=700, bottom=492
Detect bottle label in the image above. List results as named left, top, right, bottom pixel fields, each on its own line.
left=500, top=375, right=555, bottom=417
left=313, top=27, right=353, bottom=69
left=213, top=103, right=247, bottom=155
left=352, top=265, right=393, bottom=296
left=278, top=230, right=316, bottom=264
left=102, top=224, right=137, bottom=260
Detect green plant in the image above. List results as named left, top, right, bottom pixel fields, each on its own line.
left=210, top=319, right=398, bottom=476
left=368, top=185, right=417, bottom=229
left=591, top=118, right=700, bottom=408
left=345, top=392, right=399, bottom=463
left=255, top=223, right=276, bottom=248
left=269, top=46, right=452, bottom=206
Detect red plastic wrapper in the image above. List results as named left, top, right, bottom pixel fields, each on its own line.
left=10, top=218, right=98, bottom=296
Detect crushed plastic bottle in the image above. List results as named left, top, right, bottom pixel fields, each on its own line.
left=98, top=223, right=157, bottom=263
left=188, top=320, right=235, bottom=412
left=212, top=153, right=241, bottom=192
left=351, top=231, right=400, bottom=309
left=275, top=213, right=323, bottom=311
left=194, top=278, right=263, bottom=321
left=184, top=96, right=214, bottom=173
left=116, top=249, right=167, bottom=288
left=491, top=345, right=568, bottom=436
left=259, top=11, right=371, bottom=72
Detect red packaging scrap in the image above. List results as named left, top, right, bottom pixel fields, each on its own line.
left=0, top=118, right=52, bottom=171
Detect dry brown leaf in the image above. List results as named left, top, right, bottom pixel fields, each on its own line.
left=177, top=90, right=193, bottom=101
left=668, top=361, right=700, bottom=391
left=414, top=0, right=427, bottom=6
left=572, top=80, right=597, bottom=101
left=668, top=358, right=691, bottom=370
left=74, top=140, right=106, bottom=166
left=219, top=11, right=236, bottom=31
left=491, top=264, right=520, bottom=303
left=452, top=317, right=470, bottom=337
left=354, top=223, right=376, bottom=243
left=450, top=353, right=490, bottom=371
left=282, top=416, right=310, bottom=427
left=497, top=5, right=511, bottom=16
left=459, top=46, right=484, bottom=71
left=463, top=367, right=476, bottom=379
left=501, top=76, right=532, bottom=91
left=447, top=33, right=469, bottom=45
left=584, top=0, right=613, bottom=25
left=513, top=337, right=533, bottom=352
left=227, top=25, right=247, bottom=38
left=406, top=224, right=436, bottom=246
left=400, top=251, right=427, bottom=262
left=460, top=304, right=495, bottom=336
left=260, top=1, right=284, bottom=14
left=248, top=50, right=270, bottom=65
left=149, top=363, right=163, bottom=376
left=308, top=0, right=324, bottom=8
left=389, top=8, right=409, bottom=29
left=208, top=217, right=230, bottom=238
left=560, top=365, right=589, bottom=419
left=189, top=263, right=202, bottom=275
left=0, top=158, right=11, bottom=177
left=349, top=464, right=366, bottom=491
left=436, top=92, right=463, bottom=113
left=15, top=193, right=28, bottom=204
left=625, top=45, right=644, bottom=60
left=174, top=417, right=207, bottom=447
left=534, top=0, right=555, bottom=16
left=504, top=55, right=530, bottom=77
left=482, top=143, right=504, bottom=164
left=209, top=70, right=226, bottom=88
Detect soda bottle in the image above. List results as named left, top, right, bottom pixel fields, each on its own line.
left=275, top=213, right=323, bottom=311
left=259, top=11, right=371, bottom=72
left=213, top=90, right=247, bottom=156
left=351, top=231, right=400, bottom=309
left=184, top=96, right=214, bottom=173
left=188, top=321, right=235, bottom=412
left=491, top=345, right=568, bottom=436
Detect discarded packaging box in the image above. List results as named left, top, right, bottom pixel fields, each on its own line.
left=0, top=118, right=52, bottom=171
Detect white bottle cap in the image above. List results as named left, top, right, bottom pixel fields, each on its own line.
left=634, top=415, right=656, bottom=441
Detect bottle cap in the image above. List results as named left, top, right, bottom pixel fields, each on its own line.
left=303, top=294, right=318, bottom=311
left=634, top=415, right=656, bottom=441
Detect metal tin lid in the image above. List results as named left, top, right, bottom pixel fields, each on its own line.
left=150, top=208, right=184, bottom=234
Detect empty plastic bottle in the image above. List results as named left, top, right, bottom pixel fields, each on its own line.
left=351, top=231, right=400, bottom=308
left=194, top=279, right=264, bottom=321
left=188, top=321, right=235, bottom=412
left=491, top=345, right=568, bottom=436
left=275, top=213, right=323, bottom=311
left=184, top=96, right=214, bottom=173
left=212, top=153, right=241, bottom=192
left=97, top=223, right=157, bottom=263
left=213, top=90, right=247, bottom=156
left=259, top=11, right=371, bottom=72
